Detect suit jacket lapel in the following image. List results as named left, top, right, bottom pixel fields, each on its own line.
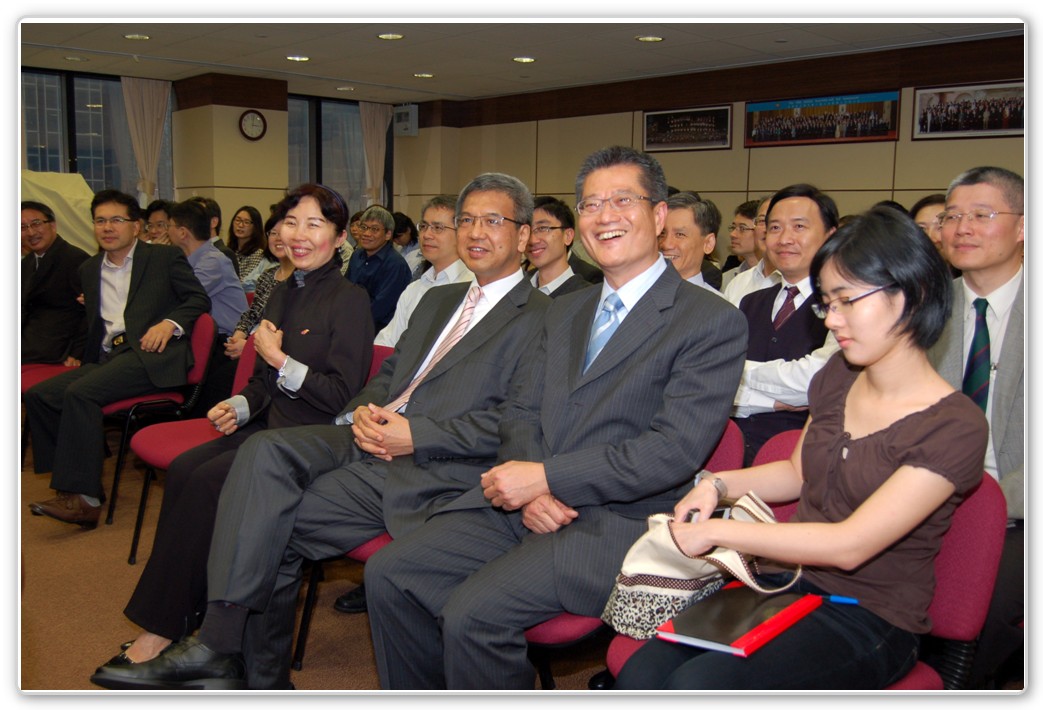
left=991, top=277, right=1023, bottom=451
left=128, top=241, right=149, bottom=301
left=388, top=283, right=468, bottom=395
left=567, top=290, right=600, bottom=392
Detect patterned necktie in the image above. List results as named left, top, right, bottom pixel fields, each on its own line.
left=584, top=293, right=625, bottom=372
left=772, top=286, right=801, bottom=331
left=962, top=298, right=991, bottom=412
left=383, top=285, right=482, bottom=412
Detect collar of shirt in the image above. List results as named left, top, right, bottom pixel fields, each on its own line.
left=597, top=253, right=667, bottom=320
left=774, top=275, right=812, bottom=313
left=422, top=258, right=471, bottom=286
left=355, top=241, right=394, bottom=265
left=186, top=239, right=217, bottom=268
left=102, top=238, right=138, bottom=270
left=475, top=267, right=525, bottom=311
left=963, top=266, right=1022, bottom=322
left=531, top=265, right=576, bottom=294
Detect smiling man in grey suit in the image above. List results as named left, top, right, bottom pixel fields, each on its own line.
left=91, top=173, right=550, bottom=690
left=928, top=166, right=1023, bottom=688
left=365, top=145, right=748, bottom=689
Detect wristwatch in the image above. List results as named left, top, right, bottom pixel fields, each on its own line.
left=693, top=470, right=728, bottom=500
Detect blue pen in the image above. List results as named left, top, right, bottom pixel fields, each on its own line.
left=826, top=595, right=859, bottom=605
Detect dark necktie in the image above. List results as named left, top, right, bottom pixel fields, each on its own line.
left=773, top=286, right=801, bottom=330
left=962, top=298, right=991, bottom=412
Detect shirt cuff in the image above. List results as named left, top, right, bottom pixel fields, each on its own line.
left=226, top=394, right=250, bottom=425
left=276, top=355, right=308, bottom=398
left=165, top=319, right=184, bottom=338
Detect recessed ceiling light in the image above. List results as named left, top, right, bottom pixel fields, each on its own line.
left=635, top=35, right=664, bottom=43
left=378, top=33, right=404, bottom=40
left=64, top=55, right=88, bottom=62
left=413, top=72, right=434, bottom=79
left=775, top=38, right=789, bottom=44
left=123, top=33, right=150, bottom=41
left=513, top=56, right=536, bottom=64
left=286, top=55, right=310, bottom=62
left=85, top=104, right=103, bottom=109
left=336, top=86, right=355, bottom=92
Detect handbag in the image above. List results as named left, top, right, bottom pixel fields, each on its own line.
left=601, top=491, right=802, bottom=639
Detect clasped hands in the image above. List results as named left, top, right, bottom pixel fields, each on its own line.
left=481, top=462, right=577, bottom=534
left=352, top=404, right=413, bottom=461
left=208, top=401, right=239, bottom=436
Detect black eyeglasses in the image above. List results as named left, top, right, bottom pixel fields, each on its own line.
left=811, top=283, right=895, bottom=319
left=21, top=219, right=53, bottom=231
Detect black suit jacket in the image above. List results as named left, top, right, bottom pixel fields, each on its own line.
left=568, top=252, right=604, bottom=284
left=80, top=242, right=211, bottom=389
left=549, top=273, right=593, bottom=298
left=21, top=235, right=91, bottom=363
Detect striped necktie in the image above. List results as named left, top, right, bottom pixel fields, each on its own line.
left=773, top=286, right=800, bottom=330
left=384, top=285, right=482, bottom=412
left=962, top=298, right=991, bottom=412
left=584, top=293, right=624, bottom=372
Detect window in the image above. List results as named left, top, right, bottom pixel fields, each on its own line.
left=21, top=69, right=174, bottom=199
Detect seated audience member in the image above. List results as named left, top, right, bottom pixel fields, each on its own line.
left=346, top=205, right=413, bottom=332
left=142, top=200, right=174, bottom=245
left=188, top=196, right=239, bottom=276
left=910, top=194, right=946, bottom=252
left=391, top=211, right=424, bottom=277
left=720, top=200, right=762, bottom=290
left=224, top=213, right=292, bottom=360
left=89, top=172, right=550, bottom=690
left=723, top=196, right=780, bottom=306
left=21, top=200, right=90, bottom=365
left=89, top=184, right=374, bottom=675
left=25, top=190, right=210, bottom=529
left=346, top=210, right=363, bottom=248
left=373, top=194, right=473, bottom=348
left=732, top=184, right=840, bottom=466
left=227, top=205, right=270, bottom=292
left=929, top=167, right=1023, bottom=689
left=356, top=146, right=746, bottom=690
left=659, top=193, right=727, bottom=298
left=167, top=199, right=249, bottom=409
left=569, top=247, right=604, bottom=284
left=526, top=195, right=592, bottom=297
left=615, top=206, right=988, bottom=690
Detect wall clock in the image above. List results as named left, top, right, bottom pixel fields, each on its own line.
left=239, top=109, right=267, bottom=141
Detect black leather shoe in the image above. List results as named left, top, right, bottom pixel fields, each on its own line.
left=588, top=668, right=615, bottom=690
left=90, top=637, right=246, bottom=690
left=333, top=583, right=367, bottom=614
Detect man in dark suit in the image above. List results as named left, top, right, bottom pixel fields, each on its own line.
left=732, top=184, right=839, bottom=466
left=928, top=166, right=1023, bottom=688
left=526, top=196, right=592, bottom=297
left=364, top=145, right=747, bottom=689
left=90, top=173, right=551, bottom=690
left=21, top=200, right=90, bottom=365
left=25, top=189, right=210, bottom=529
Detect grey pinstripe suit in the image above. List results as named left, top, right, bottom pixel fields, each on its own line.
left=366, top=264, right=748, bottom=689
left=202, top=275, right=549, bottom=688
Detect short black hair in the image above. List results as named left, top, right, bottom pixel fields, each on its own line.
left=734, top=200, right=760, bottom=220
left=168, top=199, right=211, bottom=241
left=393, top=211, right=418, bottom=245
left=145, top=199, right=174, bottom=221
left=768, top=184, right=839, bottom=232
left=21, top=201, right=55, bottom=221
left=188, top=196, right=222, bottom=234
left=908, top=194, right=946, bottom=218
left=91, top=189, right=142, bottom=221
left=811, top=205, right=952, bottom=350
left=947, top=166, right=1024, bottom=214
left=575, top=145, right=668, bottom=206
left=533, top=195, right=575, bottom=231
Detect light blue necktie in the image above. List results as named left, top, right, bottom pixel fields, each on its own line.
left=584, top=293, right=625, bottom=372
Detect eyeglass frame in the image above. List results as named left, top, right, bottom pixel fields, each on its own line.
left=144, top=221, right=168, bottom=233
left=358, top=222, right=390, bottom=235
left=937, top=209, right=1023, bottom=228
left=531, top=225, right=565, bottom=235
left=93, top=216, right=134, bottom=227
left=232, top=217, right=255, bottom=226
left=575, top=193, right=653, bottom=215
left=454, top=214, right=524, bottom=230
left=811, top=283, right=896, bottom=319
left=21, top=219, right=54, bottom=232
left=729, top=223, right=756, bottom=234
left=417, top=221, right=456, bottom=235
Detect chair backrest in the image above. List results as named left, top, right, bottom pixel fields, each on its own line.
left=186, top=313, right=217, bottom=385
left=369, top=344, right=394, bottom=382
left=704, top=419, right=744, bottom=473
left=751, top=429, right=804, bottom=522
left=231, top=335, right=257, bottom=395
left=928, top=474, right=1007, bottom=641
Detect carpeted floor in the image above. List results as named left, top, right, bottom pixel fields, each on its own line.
left=19, top=423, right=610, bottom=692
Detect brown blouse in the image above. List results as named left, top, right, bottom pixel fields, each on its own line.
left=796, top=353, right=988, bottom=633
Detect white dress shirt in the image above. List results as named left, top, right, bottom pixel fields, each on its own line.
left=374, top=259, right=475, bottom=347
left=723, top=258, right=781, bottom=307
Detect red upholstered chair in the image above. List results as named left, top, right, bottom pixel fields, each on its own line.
left=123, top=334, right=256, bottom=564
left=104, top=313, right=217, bottom=526
left=528, top=420, right=744, bottom=689
left=21, top=363, right=78, bottom=465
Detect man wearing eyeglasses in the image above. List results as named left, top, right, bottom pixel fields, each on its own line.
left=723, top=195, right=781, bottom=306
left=525, top=196, right=593, bottom=297
left=731, top=184, right=839, bottom=466
left=720, top=199, right=762, bottom=291
left=25, top=189, right=210, bottom=530
left=21, top=200, right=90, bottom=366
left=346, top=205, right=413, bottom=332
left=374, top=195, right=474, bottom=348
left=363, top=145, right=747, bottom=689
left=929, top=166, right=1023, bottom=689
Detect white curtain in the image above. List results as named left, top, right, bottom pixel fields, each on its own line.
left=359, top=101, right=393, bottom=206
left=121, top=77, right=170, bottom=205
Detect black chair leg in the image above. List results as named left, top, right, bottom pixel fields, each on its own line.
left=528, top=648, right=556, bottom=690
left=128, top=466, right=156, bottom=565
left=292, top=560, right=325, bottom=671
left=106, top=414, right=136, bottom=525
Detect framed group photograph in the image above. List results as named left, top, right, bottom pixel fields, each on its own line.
left=744, top=91, right=900, bottom=147
left=912, top=81, right=1024, bottom=140
left=643, top=106, right=732, bottom=152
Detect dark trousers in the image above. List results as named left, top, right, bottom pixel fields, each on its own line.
left=24, top=349, right=160, bottom=498
left=967, top=522, right=1024, bottom=687
left=615, top=585, right=920, bottom=690
left=123, top=419, right=268, bottom=641
left=734, top=410, right=809, bottom=467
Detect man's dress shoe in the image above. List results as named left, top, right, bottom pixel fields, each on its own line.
left=29, top=492, right=100, bottom=529
left=90, top=637, right=246, bottom=690
left=333, top=583, right=367, bottom=614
